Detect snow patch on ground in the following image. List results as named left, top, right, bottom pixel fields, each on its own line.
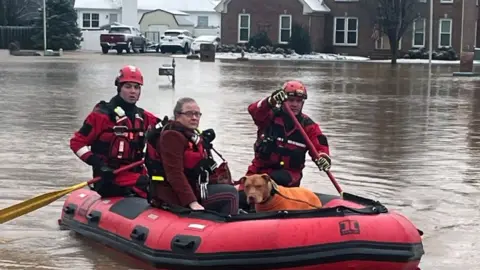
left=173, top=52, right=369, bottom=61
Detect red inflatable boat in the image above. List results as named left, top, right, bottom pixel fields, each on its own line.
left=58, top=189, right=424, bottom=270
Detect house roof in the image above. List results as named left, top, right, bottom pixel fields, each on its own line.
left=303, top=0, right=331, bottom=12
left=139, top=9, right=194, bottom=26
left=74, top=0, right=219, bottom=12
left=174, top=15, right=195, bottom=26
left=214, top=0, right=330, bottom=13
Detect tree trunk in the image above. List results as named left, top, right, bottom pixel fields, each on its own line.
left=0, top=0, right=7, bottom=26
left=390, top=38, right=398, bottom=65
left=391, top=46, right=398, bottom=65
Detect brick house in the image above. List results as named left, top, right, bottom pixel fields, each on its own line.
left=214, top=0, right=480, bottom=57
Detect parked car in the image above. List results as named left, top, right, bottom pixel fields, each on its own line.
left=100, top=24, right=147, bottom=54
left=191, top=35, right=221, bottom=54
left=146, top=38, right=160, bottom=52
left=159, top=30, right=194, bottom=54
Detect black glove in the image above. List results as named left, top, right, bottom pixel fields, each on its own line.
left=202, top=128, right=216, bottom=147
left=86, top=155, right=115, bottom=183
left=314, top=153, right=331, bottom=171
left=268, top=89, right=288, bottom=107
left=160, top=115, right=169, bottom=126
left=99, top=165, right=115, bottom=184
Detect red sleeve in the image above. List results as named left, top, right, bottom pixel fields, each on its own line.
left=304, top=121, right=330, bottom=158
left=159, top=130, right=197, bottom=207
left=248, top=97, right=274, bottom=130
left=69, top=112, right=103, bottom=163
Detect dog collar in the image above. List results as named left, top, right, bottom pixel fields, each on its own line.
left=258, top=186, right=278, bottom=205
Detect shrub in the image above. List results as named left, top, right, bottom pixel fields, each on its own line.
left=248, top=31, right=272, bottom=48
left=288, top=23, right=311, bottom=55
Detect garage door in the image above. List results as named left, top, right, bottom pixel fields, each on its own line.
left=146, top=24, right=169, bottom=42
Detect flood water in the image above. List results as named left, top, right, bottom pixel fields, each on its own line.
left=0, top=50, right=479, bottom=270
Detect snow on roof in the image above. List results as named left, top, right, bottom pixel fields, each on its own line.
left=74, top=0, right=121, bottom=9
left=304, top=0, right=331, bottom=12
left=163, top=9, right=189, bottom=16
left=74, top=0, right=219, bottom=12
left=174, top=15, right=195, bottom=26
left=214, top=0, right=331, bottom=13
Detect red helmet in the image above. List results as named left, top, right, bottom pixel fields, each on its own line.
left=115, top=65, right=143, bottom=86
left=283, top=80, right=307, bottom=99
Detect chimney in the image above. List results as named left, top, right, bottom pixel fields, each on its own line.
left=121, top=0, right=138, bottom=27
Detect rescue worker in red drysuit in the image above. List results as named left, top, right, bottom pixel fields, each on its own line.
left=70, top=65, right=159, bottom=198
left=239, top=80, right=331, bottom=209
left=145, top=97, right=239, bottom=215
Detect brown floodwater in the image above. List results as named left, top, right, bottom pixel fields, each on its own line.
left=0, top=50, right=479, bottom=270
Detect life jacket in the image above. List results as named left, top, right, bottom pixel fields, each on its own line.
left=90, top=101, right=146, bottom=169
left=145, top=121, right=217, bottom=184
left=254, top=112, right=312, bottom=170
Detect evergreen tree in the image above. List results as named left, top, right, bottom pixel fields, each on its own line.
left=288, top=24, right=311, bottom=55
left=31, top=0, right=82, bottom=50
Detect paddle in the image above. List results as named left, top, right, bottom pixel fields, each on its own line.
left=281, top=104, right=343, bottom=194
left=0, top=160, right=144, bottom=224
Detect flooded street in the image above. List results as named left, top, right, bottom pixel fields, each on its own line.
left=0, top=50, right=479, bottom=270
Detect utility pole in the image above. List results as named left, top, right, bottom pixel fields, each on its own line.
left=43, top=0, right=47, bottom=55
left=428, top=0, right=433, bottom=73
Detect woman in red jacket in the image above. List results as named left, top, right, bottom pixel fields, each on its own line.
left=146, top=97, right=239, bottom=215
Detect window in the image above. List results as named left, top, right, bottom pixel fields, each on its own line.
left=238, top=14, right=250, bottom=43
left=439, top=19, right=452, bottom=47
left=82, top=13, right=99, bottom=28
left=279, top=15, right=292, bottom=43
left=110, top=27, right=131, bottom=34
left=109, top=13, right=118, bottom=24
left=197, top=16, right=209, bottom=28
left=375, top=35, right=402, bottom=50
left=412, top=18, right=426, bottom=47
left=334, top=17, right=358, bottom=46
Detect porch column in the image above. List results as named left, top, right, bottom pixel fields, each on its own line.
left=459, top=0, right=477, bottom=72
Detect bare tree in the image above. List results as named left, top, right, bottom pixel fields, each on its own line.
left=0, top=0, right=41, bottom=26
left=364, top=0, right=425, bottom=64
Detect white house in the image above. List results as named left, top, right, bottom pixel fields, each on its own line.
left=74, top=0, right=221, bottom=35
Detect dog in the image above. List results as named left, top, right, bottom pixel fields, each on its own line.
left=240, top=174, right=322, bottom=212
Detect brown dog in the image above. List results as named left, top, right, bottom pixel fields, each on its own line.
left=240, top=174, right=322, bottom=212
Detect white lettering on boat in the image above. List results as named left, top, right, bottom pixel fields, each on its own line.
left=187, top=224, right=206, bottom=230
left=147, top=214, right=159, bottom=220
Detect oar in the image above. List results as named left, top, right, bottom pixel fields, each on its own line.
left=281, top=104, right=343, bottom=194
left=0, top=160, right=144, bottom=224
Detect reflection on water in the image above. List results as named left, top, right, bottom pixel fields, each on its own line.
left=0, top=53, right=479, bottom=270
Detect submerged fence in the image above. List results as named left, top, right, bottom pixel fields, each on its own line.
left=0, top=26, right=39, bottom=49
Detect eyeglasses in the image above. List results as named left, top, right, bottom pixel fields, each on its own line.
left=178, top=111, right=202, bottom=118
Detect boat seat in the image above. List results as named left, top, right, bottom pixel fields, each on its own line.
left=109, top=197, right=152, bottom=220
